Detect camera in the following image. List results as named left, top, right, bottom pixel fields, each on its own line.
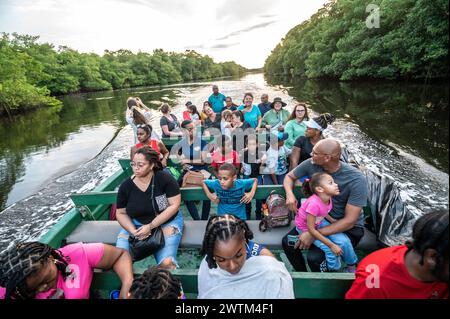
left=287, top=235, right=298, bottom=247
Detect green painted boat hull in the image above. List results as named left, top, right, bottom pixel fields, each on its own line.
left=39, top=157, right=376, bottom=299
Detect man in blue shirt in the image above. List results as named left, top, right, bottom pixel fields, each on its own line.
left=202, top=163, right=257, bottom=220
left=258, top=93, right=272, bottom=116
left=208, top=85, right=226, bottom=113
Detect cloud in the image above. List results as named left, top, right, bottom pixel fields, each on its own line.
left=108, top=0, right=192, bottom=16
left=215, top=0, right=277, bottom=22
left=215, top=20, right=278, bottom=41
left=209, top=42, right=239, bottom=49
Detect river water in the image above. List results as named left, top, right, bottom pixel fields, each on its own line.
left=0, top=73, right=448, bottom=251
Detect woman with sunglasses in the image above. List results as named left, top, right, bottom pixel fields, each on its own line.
left=284, top=103, right=309, bottom=150
left=130, top=124, right=169, bottom=167
left=116, top=147, right=183, bottom=269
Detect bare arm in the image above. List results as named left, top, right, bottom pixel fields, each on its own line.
left=317, top=204, right=362, bottom=236
left=202, top=181, right=219, bottom=204
left=241, top=178, right=257, bottom=204
left=284, top=171, right=298, bottom=212
left=150, top=195, right=181, bottom=228
left=289, top=146, right=301, bottom=170
left=158, top=141, right=169, bottom=167
left=256, top=116, right=263, bottom=130
left=116, top=208, right=137, bottom=236
left=95, top=244, right=134, bottom=299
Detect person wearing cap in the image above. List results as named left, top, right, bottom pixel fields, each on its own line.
left=289, top=113, right=335, bottom=169
left=284, top=103, right=309, bottom=149
left=261, top=97, right=290, bottom=132
left=258, top=94, right=272, bottom=116
left=183, top=101, right=193, bottom=121
left=261, top=132, right=292, bottom=185
left=208, top=85, right=227, bottom=113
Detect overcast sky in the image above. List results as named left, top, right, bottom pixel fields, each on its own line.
left=0, top=0, right=329, bottom=68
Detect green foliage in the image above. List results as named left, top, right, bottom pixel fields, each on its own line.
left=0, top=33, right=247, bottom=116
left=264, top=0, right=448, bottom=80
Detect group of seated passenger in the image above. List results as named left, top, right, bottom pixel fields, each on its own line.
left=0, top=210, right=447, bottom=299
left=0, top=90, right=446, bottom=300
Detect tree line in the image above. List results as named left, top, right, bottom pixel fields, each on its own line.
left=264, top=0, right=448, bottom=80
left=0, top=33, right=247, bottom=116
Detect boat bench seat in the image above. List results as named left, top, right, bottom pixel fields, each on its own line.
left=66, top=220, right=379, bottom=251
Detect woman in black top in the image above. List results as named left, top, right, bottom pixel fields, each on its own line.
left=160, top=103, right=182, bottom=138
left=289, top=113, right=335, bottom=169
left=116, top=147, right=183, bottom=269
left=230, top=110, right=253, bottom=151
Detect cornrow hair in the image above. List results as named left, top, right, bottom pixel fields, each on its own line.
left=302, top=172, right=330, bottom=197
left=313, top=113, right=335, bottom=131
left=0, top=242, right=71, bottom=299
left=130, top=267, right=182, bottom=299
left=200, top=214, right=254, bottom=269
left=406, top=210, right=449, bottom=269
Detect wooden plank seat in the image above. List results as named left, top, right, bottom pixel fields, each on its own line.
left=66, top=220, right=378, bottom=250
left=68, top=185, right=378, bottom=250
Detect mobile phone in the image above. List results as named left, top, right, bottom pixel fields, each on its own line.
left=287, top=235, right=298, bottom=247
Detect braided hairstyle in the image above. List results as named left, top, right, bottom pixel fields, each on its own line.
left=0, top=242, right=71, bottom=299
left=313, top=113, right=335, bottom=131
left=302, top=172, right=330, bottom=197
left=200, top=214, right=253, bottom=269
left=406, top=209, right=449, bottom=278
left=130, top=266, right=182, bottom=299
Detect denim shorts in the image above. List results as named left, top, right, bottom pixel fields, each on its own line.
left=116, top=211, right=184, bottom=267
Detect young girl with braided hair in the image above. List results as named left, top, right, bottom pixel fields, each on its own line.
left=0, top=241, right=133, bottom=299
left=129, top=266, right=185, bottom=299
left=197, top=214, right=294, bottom=299
left=294, top=171, right=358, bottom=272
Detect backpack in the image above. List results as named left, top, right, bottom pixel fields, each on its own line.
left=259, top=191, right=293, bottom=232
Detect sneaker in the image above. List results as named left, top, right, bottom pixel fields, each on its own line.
left=344, top=264, right=356, bottom=273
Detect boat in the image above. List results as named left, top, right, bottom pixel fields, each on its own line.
left=38, top=137, right=380, bottom=299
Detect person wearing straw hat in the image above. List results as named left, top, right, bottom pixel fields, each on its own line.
left=261, top=97, right=290, bottom=132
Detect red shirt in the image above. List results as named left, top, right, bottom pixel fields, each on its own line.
left=345, top=245, right=448, bottom=299
left=183, top=111, right=191, bottom=121
left=211, top=150, right=240, bottom=170
left=136, top=139, right=160, bottom=157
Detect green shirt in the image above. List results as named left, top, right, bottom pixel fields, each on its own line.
left=284, top=119, right=307, bottom=149
left=261, top=109, right=290, bottom=128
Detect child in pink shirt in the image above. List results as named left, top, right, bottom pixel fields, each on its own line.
left=295, top=172, right=358, bottom=272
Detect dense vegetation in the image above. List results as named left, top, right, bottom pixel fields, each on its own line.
left=0, top=33, right=247, bottom=116
left=264, top=0, right=449, bottom=80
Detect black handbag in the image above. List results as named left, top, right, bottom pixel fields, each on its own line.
left=128, top=175, right=165, bottom=262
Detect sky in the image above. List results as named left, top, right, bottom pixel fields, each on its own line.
left=0, top=0, right=329, bottom=69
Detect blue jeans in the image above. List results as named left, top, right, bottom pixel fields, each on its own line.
left=116, top=211, right=184, bottom=267
left=244, top=175, right=263, bottom=220
left=262, top=173, right=286, bottom=185
left=296, top=220, right=357, bottom=271
left=184, top=200, right=211, bottom=220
